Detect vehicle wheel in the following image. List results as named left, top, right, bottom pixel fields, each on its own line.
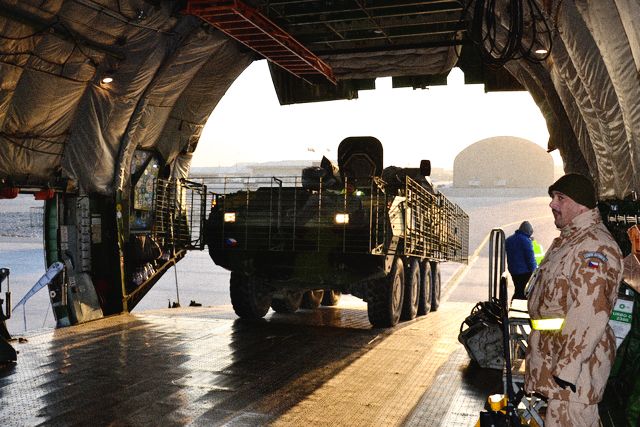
left=418, top=260, right=432, bottom=316
left=321, top=290, right=341, bottom=306
left=367, top=257, right=404, bottom=327
left=401, top=258, right=420, bottom=321
left=430, top=262, right=441, bottom=312
left=230, top=271, right=271, bottom=319
left=301, top=290, right=324, bottom=309
left=271, top=290, right=303, bottom=313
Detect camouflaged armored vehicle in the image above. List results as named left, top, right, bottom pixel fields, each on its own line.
left=205, top=137, right=469, bottom=327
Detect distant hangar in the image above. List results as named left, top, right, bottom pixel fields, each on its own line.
left=453, top=136, right=554, bottom=189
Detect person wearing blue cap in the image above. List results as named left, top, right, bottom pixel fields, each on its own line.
left=505, top=220, right=537, bottom=300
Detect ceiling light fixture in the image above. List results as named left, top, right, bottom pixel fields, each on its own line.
left=101, top=75, right=114, bottom=84
left=535, top=48, right=548, bottom=55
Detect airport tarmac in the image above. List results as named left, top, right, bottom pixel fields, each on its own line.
left=0, top=192, right=556, bottom=426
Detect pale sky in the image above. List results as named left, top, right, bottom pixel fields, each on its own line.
left=194, top=60, right=558, bottom=170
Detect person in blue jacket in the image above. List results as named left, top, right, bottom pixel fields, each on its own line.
left=505, top=221, right=537, bottom=300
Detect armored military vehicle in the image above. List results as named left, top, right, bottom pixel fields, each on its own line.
left=205, top=137, right=469, bottom=327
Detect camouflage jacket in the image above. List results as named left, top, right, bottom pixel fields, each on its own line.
left=525, top=208, right=622, bottom=404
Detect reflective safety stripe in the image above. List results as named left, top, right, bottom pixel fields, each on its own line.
left=530, top=318, right=564, bottom=330
left=533, top=240, right=544, bottom=266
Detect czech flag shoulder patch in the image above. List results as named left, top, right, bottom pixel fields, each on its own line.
left=583, top=251, right=607, bottom=269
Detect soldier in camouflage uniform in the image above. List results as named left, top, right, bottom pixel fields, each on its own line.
left=525, top=174, right=623, bottom=427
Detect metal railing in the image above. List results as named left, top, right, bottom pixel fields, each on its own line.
left=152, top=178, right=207, bottom=250
left=488, top=228, right=506, bottom=301
left=404, top=176, right=469, bottom=263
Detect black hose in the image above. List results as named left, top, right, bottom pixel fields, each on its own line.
left=468, top=0, right=552, bottom=66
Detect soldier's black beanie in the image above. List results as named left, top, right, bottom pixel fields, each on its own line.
left=548, top=173, right=597, bottom=208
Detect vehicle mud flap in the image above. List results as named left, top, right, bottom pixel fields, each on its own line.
left=458, top=300, right=504, bottom=370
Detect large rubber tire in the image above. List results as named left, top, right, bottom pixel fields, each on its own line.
left=230, top=271, right=271, bottom=319
left=401, top=258, right=420, bottom=321
left=417, top=260, right=432, bottom=316
left=430, top=262, right=441, bottom=312
left=367, top=257, right=404, bottom=327
left=271, top=290, right=303, bottom=313
left=321, top=290, right=341, bottom=306
left=301, top=290, right=324, bottom=309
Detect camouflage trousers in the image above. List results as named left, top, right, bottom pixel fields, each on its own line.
left=545, top=400, right=600, bottom=427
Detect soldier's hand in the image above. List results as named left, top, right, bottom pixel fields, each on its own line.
left=553, top=375, right=576, bottom=393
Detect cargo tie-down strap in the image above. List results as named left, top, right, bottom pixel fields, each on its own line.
left=530, top=318, right=565, bottom=331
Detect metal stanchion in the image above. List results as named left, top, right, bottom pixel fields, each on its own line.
left=488, top=228, right=506, bottom=300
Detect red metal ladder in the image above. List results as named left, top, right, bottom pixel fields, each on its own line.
left=184, top=0, right=336, bottom=84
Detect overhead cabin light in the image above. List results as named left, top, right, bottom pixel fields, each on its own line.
left=534, top=48, right=548, bottom=55
left=100, top=69, right=116, bottom=86
left=224, top=212, right=236, bottom=223
left=335, top=213, right=349, bottom=224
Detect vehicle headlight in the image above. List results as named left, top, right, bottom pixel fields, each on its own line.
left=224, top=212, right=236, bottom=223
left=335, top=213, right=349, bottom=224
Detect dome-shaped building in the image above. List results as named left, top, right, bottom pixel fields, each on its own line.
left=453, top=136, right=554, bottom=188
